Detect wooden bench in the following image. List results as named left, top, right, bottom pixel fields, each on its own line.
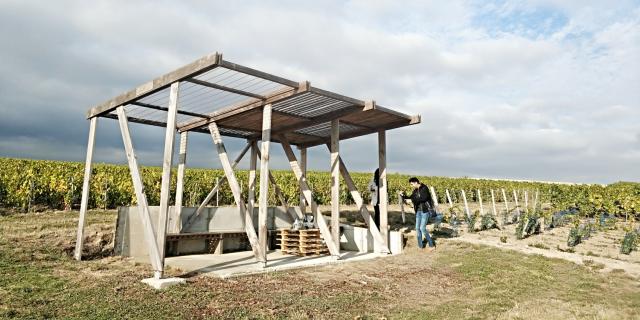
left=166, top=231, right=247, bottom=256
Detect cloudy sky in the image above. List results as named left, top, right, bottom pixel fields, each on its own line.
left=0, top=0, right=638, bottom=184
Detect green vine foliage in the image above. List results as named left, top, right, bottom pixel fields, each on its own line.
left=1, top=157, right=639, bottom=217
left=480, top=213, right=499, bottom=231
left=620, top=231, right=638, bottom=255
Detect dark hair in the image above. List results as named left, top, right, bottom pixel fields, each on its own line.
left=409, top=177, right=420, bottom=183
left=373, top=168, right=380, bottom=186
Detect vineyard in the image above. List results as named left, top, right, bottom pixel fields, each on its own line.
left=1, top=157, right=639, bottom=219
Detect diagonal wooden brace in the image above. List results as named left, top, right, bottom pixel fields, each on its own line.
left=183, top=142, right=251, bottom=230
left=280, top=135, right=340, bottom=257
left=256, top=147, right=301, bottom=221
left=209, top=122, right=264, bottom=262
left=325, top=144, right=390, bottom=254
left=116, top=106, right=163, bottom=277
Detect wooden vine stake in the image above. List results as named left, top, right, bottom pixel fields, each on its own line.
left=490, top=189, right=498, bottom=225
left=501, top=188, right=510, bottom=223
left=461, top=189, right=471, bottom=220
left=477, top=189, right=484, bottom=216
left=513, top=190, right=521, bottom=221
left=398, top=192, right=404, bottom=222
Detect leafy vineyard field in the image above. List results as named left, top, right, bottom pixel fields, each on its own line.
left=0, top=157, right=638, bottom=219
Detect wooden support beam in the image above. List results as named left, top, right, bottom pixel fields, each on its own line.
left=209, top=122, right=264, bottom=262
left=178, top=83, right=309, bottom=133
left=298, top=117, right=421, bottom=148
left=157, top=82, right=179, bottom=271
left=101, top=113, right=210, bottom=134
left=185, top=142, right=251, bottom=230
left=88, top=52, right=221, bottom=118
left=524, top=190, right=529, bottom=214
left=74, top=117, right=98, bottom=261
left=185, top=78, right=266, bottom=100
left=130, top=101, right=210, bottom=119
left=258, top=104, right=272, bottom=265
left=299, top=147, right=307, bottom=215
left=378, top=130, right=388, bottom=247
left=116, top=106, right=163, bottom=277
left=173, top=132, right=188, bottom=233
left=279, top=135, right=340, bottom=257
left=248, top=140, right=258, bottom=229
left=248, top=104, right=364, bottom=140
left=219, top=59, right=300, bottom=88
left=324, top=144, right=389, bottom=253
left=330, top=119, right=340, bottom=250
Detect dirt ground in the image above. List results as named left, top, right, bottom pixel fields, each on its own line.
left=330, top=204, right=640, bottom=278
left=1, top=208, right=639, bottom=319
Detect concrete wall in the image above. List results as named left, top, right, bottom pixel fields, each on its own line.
left=114, top=206, right=296, bottom=260
left=114, top=206, right=405, bottom=262
left=339, top=225, right=404, bottom=255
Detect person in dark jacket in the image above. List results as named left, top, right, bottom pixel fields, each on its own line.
left=401, top=177, right=435, bottom=249
left=368, top=169, right=380, bottom=228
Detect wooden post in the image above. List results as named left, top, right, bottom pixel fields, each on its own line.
left=209, top=122, right=263, bottom=262
left=300, top=147, right=307, bottom=216
left=445, top=189, right=455, bottom=221
left=324, top=144, right=389, bottom=253
left=330, top=119, right=340, bottom=249
left=173, top=131, right=188, bottom=233
left=247, top=140, right=258, bottom=227
left=502, top=189, right=510, bottom=213
left=477, top=189, right=484, bottom=215
left=461, top=190, right=471, bottom=219
left=280, top=135, right=340, bottom=257
left=157, top=82, right=179, bottom=268
left=429, top=186, right=439, bottom=209
left=116, top=106, right=163, bottom=278
left=378, top=130, right=388, bottom=247
left=524, top=190, right=529, bottom=214
left=398, top=193, right=406, bottom=224
left=446, top=189, right=454, bottom=208
left=490, top=190, right=497, bottom=217
left=513, top=190, right=521, bottom=220
left=74, top=117, right=98, bottom=261
left=258, top=104, right=272, bottom=265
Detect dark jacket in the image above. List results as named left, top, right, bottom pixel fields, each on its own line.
left=402, top=183, right=435, bottom=213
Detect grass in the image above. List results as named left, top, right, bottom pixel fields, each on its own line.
left=1, top=210, right=639, bottom=319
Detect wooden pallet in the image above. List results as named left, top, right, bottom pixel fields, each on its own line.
left=277, top=228, right=329, bottom=257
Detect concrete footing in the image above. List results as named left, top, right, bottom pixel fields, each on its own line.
left=141, top=277, right=187, bottom=290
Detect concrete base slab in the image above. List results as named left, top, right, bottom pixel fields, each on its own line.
left=166, top=250, right=385, bottom=279
left=141, top=277, right=187, bottom=290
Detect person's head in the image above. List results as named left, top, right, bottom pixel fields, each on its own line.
left=409, top=177, right=420, bottom=189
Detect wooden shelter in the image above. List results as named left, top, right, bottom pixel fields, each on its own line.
left=74, top=52, right=421, bottom=280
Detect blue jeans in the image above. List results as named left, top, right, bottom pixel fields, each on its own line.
left=416, top=210, right=434, bottom=248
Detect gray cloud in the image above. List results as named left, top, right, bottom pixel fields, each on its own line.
left=0, top=0, right=638, bottom=184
